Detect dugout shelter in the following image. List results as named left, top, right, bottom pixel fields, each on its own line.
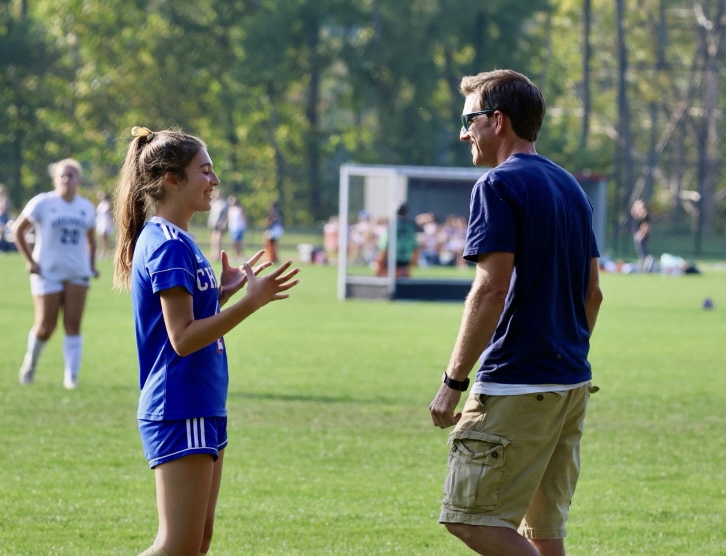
left=337, top=163, right=606, bottom=302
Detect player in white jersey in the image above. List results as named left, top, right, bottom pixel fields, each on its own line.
left=13, top=158, right=98, bottom=389
left=113, top=126, right=300, bottom=556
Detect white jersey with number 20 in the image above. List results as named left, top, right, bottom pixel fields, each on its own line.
left=22, top=191, right=96, bottom=282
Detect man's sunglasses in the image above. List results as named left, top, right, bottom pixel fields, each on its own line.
left=461, top=109, right=496, bottom=131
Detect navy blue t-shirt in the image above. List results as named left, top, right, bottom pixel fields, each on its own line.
left=463, top=154, right=600, bottom=385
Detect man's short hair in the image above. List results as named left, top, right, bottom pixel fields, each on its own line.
left=460, top=70, right=545, bottom=142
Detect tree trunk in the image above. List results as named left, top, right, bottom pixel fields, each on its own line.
left=694, top=1, right=724, bottom=252
left=614, top=0, right=633, bottom=252
left=266, top=82, right=285, bottom=208
left=304, top=14, right=322, bottom=221
left=580, top=0, right=591, bottom=150
left=643, top=102, right=658, bottom=203
left=669, top=123, right=684, bottom=226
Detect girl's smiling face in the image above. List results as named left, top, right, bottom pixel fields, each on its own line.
left=179, top=148, right=220, bottom=213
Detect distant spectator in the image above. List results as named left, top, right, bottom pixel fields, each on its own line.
left=323, top=215, right=339, bottom=264
left=264, top=201, right=284, bottom=263
left=95, top=191, right=115, bottom=259
left=0, top=184, right=11, bottom=252
left=226, top=195, right=247, bottom=264
left=438, top=215, right=468, bottom=269
left=631, top=199, right=652, bottom=272
left=375, top=203, right=418, bottom=278
left=207, top=188, right=228, bottom=262
left=348, top=210, right=376, bottom=265
left=415, top=212, right=441, bottom=267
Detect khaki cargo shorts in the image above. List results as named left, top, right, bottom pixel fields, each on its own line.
left=439, top=383, right=595, bottom=540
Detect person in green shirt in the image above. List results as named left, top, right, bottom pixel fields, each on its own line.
left=375, top=203, right=418, bottom=277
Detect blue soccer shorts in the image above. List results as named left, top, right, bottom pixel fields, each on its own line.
left=138, top=416, right=228, bottom=469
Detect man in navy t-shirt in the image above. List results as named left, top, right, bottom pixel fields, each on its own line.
left=429, top=70, right=603, bottom=556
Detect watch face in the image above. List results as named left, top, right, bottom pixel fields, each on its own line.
left=443, top=373, right=468, bottom=391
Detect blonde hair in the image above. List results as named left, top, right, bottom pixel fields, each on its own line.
left=112, top=127, right=206, bottom=291
left=49, top=158, right=84, bottom=179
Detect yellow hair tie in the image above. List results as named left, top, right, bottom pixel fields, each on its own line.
left=131, top=126, right=154, bottom=142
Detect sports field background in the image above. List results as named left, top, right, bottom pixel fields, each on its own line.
left=1, top=245, right=725, bottom=555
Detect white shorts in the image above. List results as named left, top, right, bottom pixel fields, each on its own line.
left=30, top=274, right=90, bottom=296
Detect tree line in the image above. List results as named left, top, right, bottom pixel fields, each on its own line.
left=1, top=0, right=723, bottom=252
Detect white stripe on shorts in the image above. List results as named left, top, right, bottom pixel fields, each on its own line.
left=186, top=417, right=207, bottom=449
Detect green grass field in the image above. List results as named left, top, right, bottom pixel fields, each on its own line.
left=1, top=250, right=725, bottom=555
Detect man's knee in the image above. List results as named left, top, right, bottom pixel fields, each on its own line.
left=529, top=537, right=565, bottom=556
left=444, top=523, right=541, bottom=556
left=444, top=522, right=475, bottom=542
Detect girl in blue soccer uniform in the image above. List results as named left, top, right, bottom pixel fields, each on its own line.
left=113, top=126, right=300, bottom=556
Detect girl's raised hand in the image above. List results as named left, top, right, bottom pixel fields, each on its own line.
left=240, top=259, right=301, bottom=310
left=218, top=250, right=270, bottom=305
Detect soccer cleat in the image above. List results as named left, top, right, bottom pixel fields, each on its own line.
left=63, top=372, right=78, bottom=390
left=18, top=354, right=35, bottom=385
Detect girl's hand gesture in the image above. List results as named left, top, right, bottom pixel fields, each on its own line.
left=241, top=258, right=300, bottom=311
left=218, top=250, right=270, bottom=306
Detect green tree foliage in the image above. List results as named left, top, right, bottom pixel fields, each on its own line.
left=0, top=0, right=723, bottom=237
left=0, top=0, right=69, bottom=206
left=544, top=0, right=726, bottom=251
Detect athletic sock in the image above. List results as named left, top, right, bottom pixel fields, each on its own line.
left=63, top=335, right=82, bottom=382
left=27, top=329, right=47, bottom=366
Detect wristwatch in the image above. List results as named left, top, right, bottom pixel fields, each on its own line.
left=442, top=372, right=470, bottom=392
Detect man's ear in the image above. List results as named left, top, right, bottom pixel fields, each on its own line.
left=494, top=111, right=508, bottom=135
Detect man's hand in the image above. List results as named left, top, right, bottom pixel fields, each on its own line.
left=429, top=383, right=463, bottom=429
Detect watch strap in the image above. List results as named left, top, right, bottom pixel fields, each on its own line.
left=442, top=372, right=470, bottom=391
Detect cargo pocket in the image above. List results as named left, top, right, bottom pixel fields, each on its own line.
left=443, top=429, right=510, bottom=511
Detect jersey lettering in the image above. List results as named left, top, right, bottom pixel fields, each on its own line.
left=196, top=269, right=209, bottom=291
left=204, top=266, right=218, bottom=288
left=195, top=266, right=219, bottom=292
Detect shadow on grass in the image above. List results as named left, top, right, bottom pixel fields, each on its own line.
left=228, top=389, right=395, bottom=406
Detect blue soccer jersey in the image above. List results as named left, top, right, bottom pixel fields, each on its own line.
left=131, top=217, right=228, bottom=420
left=463, top=154, right=600, bottom=386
